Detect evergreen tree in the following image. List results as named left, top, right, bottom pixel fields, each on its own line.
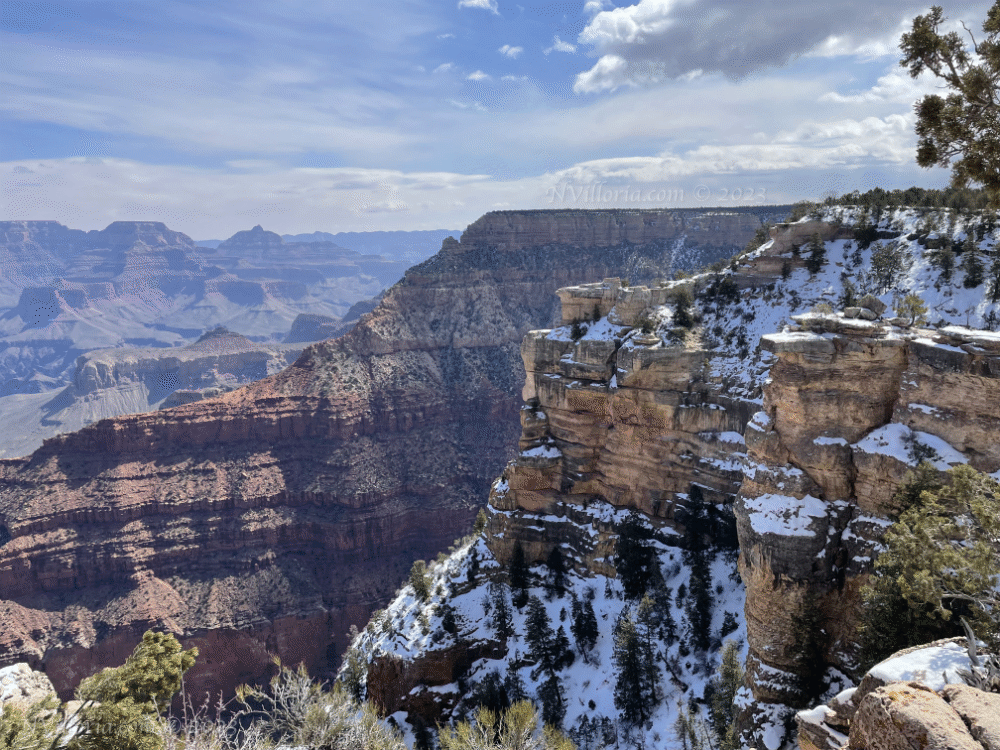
left=989, top=252, right=1000, bottom=302
left=634, top=595, right=662, bottom=705
left=525, top=596, right=557, bottom=676
left=709, top=640, right=745, bottom=750
left=510, top=542, right=530, bottom=608
left=962, top=234, right=985, bottom=287
left=504, top=662, right=526, bottom=704
left=570, top=595, right=599, bottom=657
left=490, top=582, right=514, bottom=640
left=409, top=560, right=431, bottom=602
left=650, top=579, right=677, bottom=644
left=467, top=547, right=480, bottom=583
left=895, top=292, right=929, bottom=326
left=612, top=609, right=650, bottom=725
left=838, top=272, right=857, bottom=308
left=934, top=244, right=956, bottom=283
left=685, top=552, right=714, bottom=653
left=805, top=233, right=827, bottom=275
left=537, top=674, right=566, bottom=730
left=553, top=626, right=574, bottom=671
left=615, top=512, right=658, bottom=599
left=860, top=465, right=1000, bottom=664
left=74, top=631, right=198, bottom=750
left=546, top=546, right=566, bottom=597
left=672, top=287, right=695, bottom=329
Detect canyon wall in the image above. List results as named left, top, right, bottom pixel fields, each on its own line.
left=0, top=208, right=775, bottom=700
left=737, top=315, right=1000, bottom=744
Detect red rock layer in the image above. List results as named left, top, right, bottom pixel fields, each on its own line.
left=0, top=208, right=764, bottom=699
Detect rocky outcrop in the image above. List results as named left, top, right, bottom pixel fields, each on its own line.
left=0, top=208, right=776, bottom=701
left=798, top=640, right=1000, bottom=750
left=0, top=663, right=56, bottom=711
left=738, top=313, right=1000, bottom=745
left=487, top=277, right=751, bottom=573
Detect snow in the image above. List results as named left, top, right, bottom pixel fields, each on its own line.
left=813, top=436, right=849, bottom=446
left=853, top=422, right=966, bottom=470
left=520, top=444, right=561, bottom=459
left=356, top=519, right=746, bottom=750
left=867, top=641, right=973, bottom=691
left=742, top=493, right=827, bottom=537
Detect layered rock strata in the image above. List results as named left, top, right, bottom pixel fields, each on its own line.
left=0, top=208, right=774, bottom=700
left=487, top=277, right=752, bottom=572
left=737, top=314, right=1000, bottom=744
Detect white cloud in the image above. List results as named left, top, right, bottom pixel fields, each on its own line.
left=437, top=33, right=456, bottom=39
left=499, top=44, right=523, bottom=59
left=502, top=75, right=528, bottom=81
left=543, top=35, right=577, bottom=55
left=433, top=62, right=455, bottom=74
left=457, top=0, right=499, bottom=13
left=820, top=69, right=938, bottom=105
left=573, top=55, right=629, bottom=93
left=467, top=70, right=491, bottom=81
left=573, top=0, right=984, bottom=84
left=584, top=0, right=611, bottom=14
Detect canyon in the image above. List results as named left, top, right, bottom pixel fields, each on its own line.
left=0, top=221, right=406, bottom=457
left=0, top=207, right=783, bottom=702
left=350, top=205, right=1000, bottom=748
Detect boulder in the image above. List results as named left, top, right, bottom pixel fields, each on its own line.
left=858, top=294, right=887, bottom=315
left=0, top=663, right=56, bottom=710
left=849, top=682, right=981, bottom=750
left=942, top=684, right=1000, bottom=750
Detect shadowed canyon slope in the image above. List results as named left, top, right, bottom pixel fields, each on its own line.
left=0, top=207, right=783, bottom=700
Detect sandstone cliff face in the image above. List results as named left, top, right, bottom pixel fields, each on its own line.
left=352, top=207, right=1000, bottom=748
left=737, top=316, right=1000, bottom=745
left=487, top=277, right=751, bottom=574
left=0, top=208, right=773, bottom=700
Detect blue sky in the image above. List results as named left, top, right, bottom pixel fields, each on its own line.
left=0, top=0, right=987, bottom=238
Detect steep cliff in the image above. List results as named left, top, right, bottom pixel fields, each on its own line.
left=348, top=204, right=1000, bottom=748
left=0, top=208, right=777, bottom=701
left=737, top=318, right=1000, bottom=745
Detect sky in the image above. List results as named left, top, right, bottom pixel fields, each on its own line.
left=0, top=0, right=989, bottom=239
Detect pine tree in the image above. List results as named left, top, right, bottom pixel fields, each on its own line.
left=537, top=673, right=567, bottom=730
left=510, top=542, right=530, bottom=608
left=467, top=547, right=480, bottom=583
left=709, top=640, right=745, bottom=750
left=685, top=551, right=714, bottom=653
left=490, top=582, right=514, bottom=640
left=805, top=233, right=827, bottom=275
left=961, top=234, right=985, bottom=287
left=409, top=560, right=431, bottom=601
left=635, top=595, right=662, bottom=705
left=74, top=631, right=198, bottom=750
left=612, top=609, right=649, bottom=725
left=615, top=512, right=657, bottom=599
left=650, top=579, right=677, bottom=644
left=553, top=626, right=574, bottom=671
left=989, top=252, right=1000, bottom=302
left=525, top=596, right=557, bottom=676
left=839, top=272, right=857, bottom=308
left=571, top=595, right=599, bottom=657
left=546, top=546, right=566, bottom=597
left=935, top=244, right=956, bottom=283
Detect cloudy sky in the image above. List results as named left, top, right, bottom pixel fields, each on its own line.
left=0, top=0, right=987, bottom=239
